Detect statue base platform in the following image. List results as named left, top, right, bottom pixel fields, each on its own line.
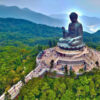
left=36, top=46, right=100, bottom=75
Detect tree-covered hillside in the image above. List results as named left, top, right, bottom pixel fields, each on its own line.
left=17, top=69, right=100, bottom=100
left=0, top=18, right=62, bottom=37
left=0, top=44, right=49, bottom=95
left=0, top=18, right=62, bottom=46
left=0, top=18, right=100, bottom=48
left=0, top=18, right=100, bottom=96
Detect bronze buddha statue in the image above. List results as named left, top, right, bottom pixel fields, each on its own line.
left=57, top=12, right=85, bottom=50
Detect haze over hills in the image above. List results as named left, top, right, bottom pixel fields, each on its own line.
left=0, top=5, right=64, bottom=27
left=0, top=5, right=100, bottom=33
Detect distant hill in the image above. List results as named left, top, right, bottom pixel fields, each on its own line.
left=0, top=18, right=62, bottom=46
left=0, top=5, right=64, bottom=27
left=0, top=18, right=62, bottom=37
left=0, top=17, right=100, bottom=47
left=0, top=5, right=100, bottom=33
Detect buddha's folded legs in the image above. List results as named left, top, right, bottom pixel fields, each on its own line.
left=68, top=36, right=83, bottom=46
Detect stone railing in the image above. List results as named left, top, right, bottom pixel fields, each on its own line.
left=0, top=81, right=23, bottom=100
left=0, top=94, right=5, bottom=100
left=0, top=62, right=49, bottom=100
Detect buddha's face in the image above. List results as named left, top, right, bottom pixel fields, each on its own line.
left=70, top=18, right=77, bottom=23
left=70, top=12, right=78, bottom=23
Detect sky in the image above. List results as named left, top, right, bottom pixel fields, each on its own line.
left=0, top=0, right=100, bottom=17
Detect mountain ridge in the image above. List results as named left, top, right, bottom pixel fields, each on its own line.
left=0, top=5, right=100, bottom=33
left=0, top=17, right=99, bottom=48
left=0, top=5, right=64, bottom=27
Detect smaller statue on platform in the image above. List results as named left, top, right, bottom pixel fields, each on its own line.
left=58, top=12, right=85, bottom=50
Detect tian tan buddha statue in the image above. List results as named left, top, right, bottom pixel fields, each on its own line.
left=57, top=12, right=85, bottom=50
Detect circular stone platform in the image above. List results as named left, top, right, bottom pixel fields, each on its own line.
left=55, top=46, right=88, bottom=56
left=36, top=46, right=100, bottom=74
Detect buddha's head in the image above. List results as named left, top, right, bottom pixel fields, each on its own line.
left=70, top=12, right=78, bottom=23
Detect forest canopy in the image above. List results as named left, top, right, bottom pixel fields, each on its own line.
left=0, top=18, right=100, bottom=97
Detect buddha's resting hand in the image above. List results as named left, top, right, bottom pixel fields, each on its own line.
left=62, top=27, right=70, bottom=38
left=68, top=36, right=82, bottom=46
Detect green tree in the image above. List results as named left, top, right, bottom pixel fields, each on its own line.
left=90, top=80, right=96, bottom=98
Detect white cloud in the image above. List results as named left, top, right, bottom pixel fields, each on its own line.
left=87, top=25, right=100, bottom=33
